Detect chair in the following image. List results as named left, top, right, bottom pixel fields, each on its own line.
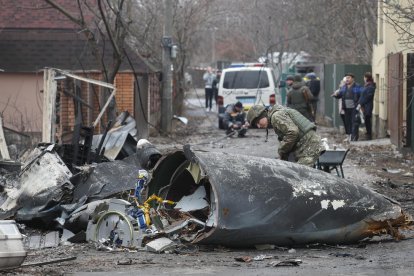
left=317, top=149, right=349, bottom=178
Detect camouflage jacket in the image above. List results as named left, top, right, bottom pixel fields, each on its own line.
left=268, top=105, right=316, bottom=156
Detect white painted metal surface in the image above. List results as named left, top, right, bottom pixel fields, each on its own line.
left=0, top=220, right=27, bottom=269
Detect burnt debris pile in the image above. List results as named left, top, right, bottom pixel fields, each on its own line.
left=1, top=132, right=413, bottom=260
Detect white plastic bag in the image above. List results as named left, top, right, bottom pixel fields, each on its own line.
left=359, top=110, right=365, bottom=124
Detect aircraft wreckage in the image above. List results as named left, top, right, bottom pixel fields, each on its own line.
left=140, top=145, right=412, bottom=247
left=1, top=144, right=412, bottom=250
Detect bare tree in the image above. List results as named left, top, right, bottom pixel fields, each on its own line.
left=128, top=0, right=219, bottom=115
left=381, top=0, right=414, bottom=50
left=277, top=0, right=377, bottom=64
left=171, top=0, right=217, bottom=114
left=44, top=0, right=133, bottom=123
left=127, top=1, right=164, bottom=66
left=198, top=0, right=377, bottom=66
left=45, top=0, right=381, bottom=122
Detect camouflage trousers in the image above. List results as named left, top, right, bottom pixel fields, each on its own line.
left=293, top=130, right=323, bottom=167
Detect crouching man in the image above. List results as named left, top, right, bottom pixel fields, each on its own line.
left=224, top=101, right=249, bottom=137
left=246, top=104, right=323, bottom=167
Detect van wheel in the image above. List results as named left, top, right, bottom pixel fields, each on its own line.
left=218, top=106, right=226, bottom=114
left=218, top=116, right=225, bottom=129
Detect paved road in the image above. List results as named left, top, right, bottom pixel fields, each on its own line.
left=66, top=89, right=414, bottom=276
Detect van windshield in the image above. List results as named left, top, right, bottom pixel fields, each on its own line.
left=223, top=71, right=269, bottom=89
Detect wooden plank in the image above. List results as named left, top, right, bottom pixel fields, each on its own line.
left=42, top=69, right=57, bottom=143
left=21, top=256, right=77, bottom=267
left=0, top=116, right=10, bottom=159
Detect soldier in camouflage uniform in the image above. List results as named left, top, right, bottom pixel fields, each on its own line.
left=246, top=104, right=323, bottom=167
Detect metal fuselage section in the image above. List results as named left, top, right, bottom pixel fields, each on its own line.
left=148, top=148, right=411, bottom=247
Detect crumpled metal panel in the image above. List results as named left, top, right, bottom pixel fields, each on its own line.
left=0, top=147, right=73, bottom=222
left=91, top=132, right=137, bottom=161
left=149, top=148, right=412, bottom=247
left=72, top=159, right=139, bottom=203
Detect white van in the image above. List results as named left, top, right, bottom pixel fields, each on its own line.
left=217, top=63, right=278, bottom=112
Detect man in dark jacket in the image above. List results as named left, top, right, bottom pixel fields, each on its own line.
left=287, top=75, right=314, bottom=121
left=357, top=72, right=376, bottom=140
left=286, top=75, right=294, bottom=91
left=212, top=70, right=221, bottom=109
left=332, top=73, right=362, bottom=141
left=305, top=71, right=321, bottom=116
left=223, top=101, right=248, bottom=137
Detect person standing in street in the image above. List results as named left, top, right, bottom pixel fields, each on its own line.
left=203, top=66, right=216, bottom=112
left=212, top=70, right=221, bottom=110
left=334, top=77, right=347, bottom=131
left=305, top=71, right=321, bottom=119
left=284, top=75, right=294, bottom=105
left=285, top=75, right=294, bottom=91
left=357, top=72, right=376, bottom=140
left=287, top=75, right=315, bottom=122
left=332, top=73, right=362, bottom=141
left=246, top=104, right=323, bottom=167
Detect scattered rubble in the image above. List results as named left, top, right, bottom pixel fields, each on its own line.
left=1, top=144, right=73, bottom=223
left=0, top=120, right=413, bottom=271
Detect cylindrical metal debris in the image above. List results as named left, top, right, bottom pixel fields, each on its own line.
left=148, top=147, right=412, bottom=247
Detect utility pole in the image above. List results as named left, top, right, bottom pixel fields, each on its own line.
left=161, top=0, right=173, bottom=134
left=211, top=27, right=218, bottom=65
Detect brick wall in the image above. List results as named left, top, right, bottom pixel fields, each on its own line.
left=56, top=71, right=161, bottom=142
left=57, top=73, right=104, bottom=142
left=149, top=75, right=161, bottom=113
left=114, top=73, right=135, bottom=116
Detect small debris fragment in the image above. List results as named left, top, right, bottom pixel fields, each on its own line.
left=117, top=259, right=133, bottom=265
left=403, top=172, right=414, bottom=177
left=67, top=230, right=86, bottom=243
left=145, top=237, right=175, bottom=253
left=270, top=259, right=302, bottom=267
left=382, top=168, right=402, bottom=174
left=330, top=252, right=366, bottom=260
left=234, top=256, right=252, bottom=263
left=253, top=255, right=275, bottom=261
left=174, top=186, right=208, bottom=212
left=95, top=241, right=114, bottom=251
left=255, top=244, right=275, bottom=250
left=174, top=244, right=199, bottom=254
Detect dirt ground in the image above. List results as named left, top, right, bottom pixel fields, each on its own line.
left=4, top=89, right=414, bottom=275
